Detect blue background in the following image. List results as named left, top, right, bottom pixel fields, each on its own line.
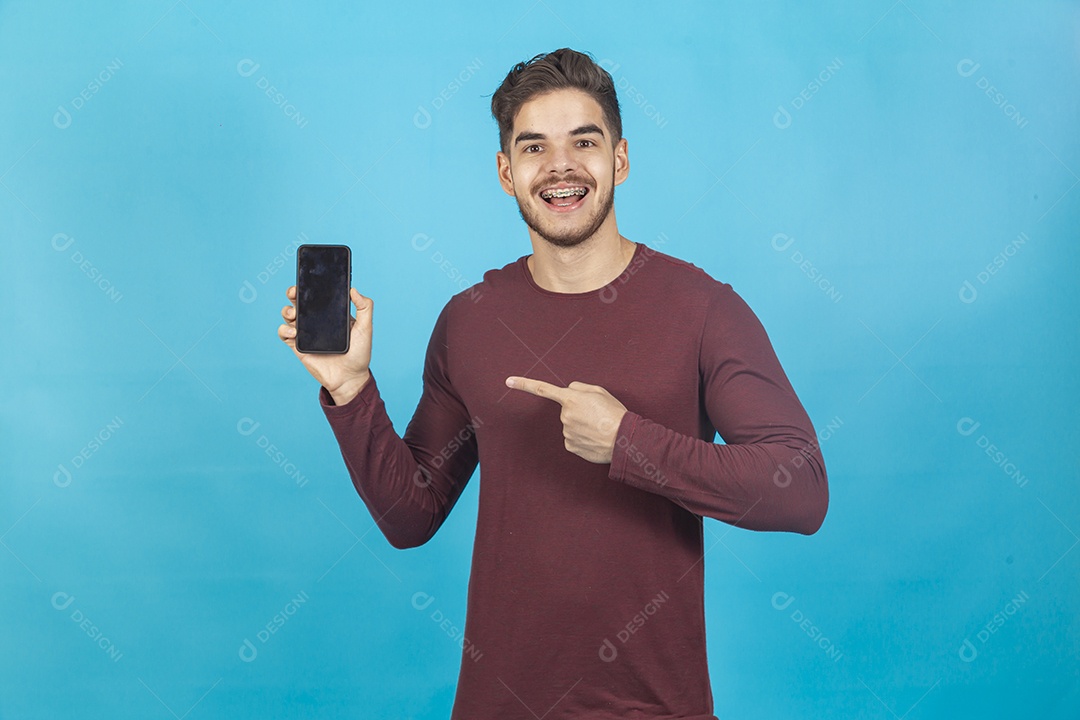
left=2, top=1, right=1078, bottom=718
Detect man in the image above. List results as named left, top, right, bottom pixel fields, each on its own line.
left=278, top=47, right=828, bottom=719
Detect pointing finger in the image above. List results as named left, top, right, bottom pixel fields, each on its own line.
left=505, top=376, right=570, bottom=404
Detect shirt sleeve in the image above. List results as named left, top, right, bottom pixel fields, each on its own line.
left=607, top=282, right=828, bottom=534
left=319, top=299, right=479, bottom=549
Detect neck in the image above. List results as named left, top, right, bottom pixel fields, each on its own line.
left=526, top=225, right=637, bottom=294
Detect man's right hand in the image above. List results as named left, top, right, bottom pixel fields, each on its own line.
left=278, top=285, right=373, bottom=406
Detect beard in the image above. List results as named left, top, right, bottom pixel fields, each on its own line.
left=514, top=168, right=615, bottom=248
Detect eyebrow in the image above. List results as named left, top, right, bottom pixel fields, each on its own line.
left=514, top=123, right=605, bottom=147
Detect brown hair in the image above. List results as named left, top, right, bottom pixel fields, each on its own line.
left=489, top=47, right=622, bottom=157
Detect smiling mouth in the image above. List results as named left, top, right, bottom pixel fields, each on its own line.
left=539, top=186, right=589, bottom=211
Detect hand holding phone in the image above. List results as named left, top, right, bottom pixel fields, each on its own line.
left=278, top=246, right=373, bottom=405
left=295, top=244, right=351, bottom=354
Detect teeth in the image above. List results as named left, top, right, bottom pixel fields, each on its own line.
left=541, top=186, right=587, bottom=199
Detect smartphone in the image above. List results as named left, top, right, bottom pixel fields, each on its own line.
left=295, top=244, right=352, bottom=354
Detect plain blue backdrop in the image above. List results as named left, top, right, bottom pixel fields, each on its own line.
left=2, top=1, right=1078, bottom=718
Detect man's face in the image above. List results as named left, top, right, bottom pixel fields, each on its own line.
left=497, top=88, right=628, bottom=248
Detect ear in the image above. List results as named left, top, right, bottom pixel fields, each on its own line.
left=496, top=151, right=516, bottom=196
left=613, top=137, right=629, bottom=187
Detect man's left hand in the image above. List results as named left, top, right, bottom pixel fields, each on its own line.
left=505, top=376, right=628, bottom=464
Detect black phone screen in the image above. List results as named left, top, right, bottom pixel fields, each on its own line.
left=295, top=244, right=351, bottom=354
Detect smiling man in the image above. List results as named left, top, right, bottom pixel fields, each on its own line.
left=289, top=47, right=829, bottom=719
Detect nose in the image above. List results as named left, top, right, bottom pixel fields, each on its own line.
left=544, top=141, right=577, bottom=174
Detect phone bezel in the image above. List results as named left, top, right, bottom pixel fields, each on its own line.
left=295, top=243, right=352, bottom=354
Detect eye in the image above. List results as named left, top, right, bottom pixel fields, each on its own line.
left=578, top=139, right=596, bottom=147
left=524, top=144, right=541, bottom=153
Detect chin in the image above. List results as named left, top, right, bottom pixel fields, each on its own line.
left=516, top=195, right=612, bottom=249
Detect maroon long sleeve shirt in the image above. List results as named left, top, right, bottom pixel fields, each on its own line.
left=319, top=241, right=828, bottom=719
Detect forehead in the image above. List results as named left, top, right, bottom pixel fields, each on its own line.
left=512, top=88, right=606, bottom=134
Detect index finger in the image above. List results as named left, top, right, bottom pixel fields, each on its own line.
left=505, top=376, right=569, bottom=404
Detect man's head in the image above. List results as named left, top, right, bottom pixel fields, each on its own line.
left=491, top=48, right=622, bottom=158
left=490, top=48, right=629, bottom=248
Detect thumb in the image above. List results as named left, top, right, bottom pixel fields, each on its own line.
left=351, top=288, right=371, bottom=314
